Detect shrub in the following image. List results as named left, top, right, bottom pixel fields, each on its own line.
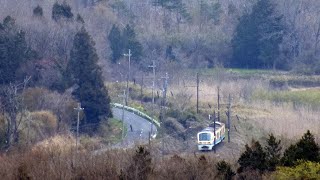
left=272, top=161, right=320, bottom=179
left=19, top=111, right=58, bottom=144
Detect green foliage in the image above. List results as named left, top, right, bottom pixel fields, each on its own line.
left=231, top=0, right=284, bottom=69
left=122, top=24, right=143, bottom=62
left=216, top=160, right=236, bottom=180
left=33, top=5, right=43, bottom=17
left=272, top=161, right=320, bottom=179
left=281, top=130, right=320, bottom=166
left=265, top=134, right=282, bottom=171
left=52, top=2, right=74, bottom=22
left=98, top=118, right=123, bottom=144
left=238, top=140, right=267, bottom=173
left=0, top=16, right=33, bottom=84
left=66, top=27, right=112, bottom=129
left=108, top=24, right=122, bottom=63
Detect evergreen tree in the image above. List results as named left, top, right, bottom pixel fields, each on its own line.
left=265, top=133, right=282, bottom=171
left=281, top=130, right=320, bottom=166
left=231, top=0, right=284, bottom=69
left=52, top=2, right=74, bottom=22
left=238, top=140, right=267, bottom=173
left=0, top=16, right=31, bottom=84
left=122, top=24, right=143, bottom=61
left=67, top=28, right=112, bottom=129
left=165, top=45, right=176, bottom=60
left=76, top=14, right=85, bottom=24
left=216, top=160, right=236, bottom=180
left=33, top=5, right=43, bottom=17
left=281, top=144, right=298, bottom=167
left=108, top=24, right=122, bottom=63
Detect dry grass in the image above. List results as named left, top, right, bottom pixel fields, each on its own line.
left=0, top=140, right=233, bottom=180
left=168, top=72, right=320, bottom=146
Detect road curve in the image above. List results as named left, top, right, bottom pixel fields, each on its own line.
left=112, top=107, right=158, bottom=148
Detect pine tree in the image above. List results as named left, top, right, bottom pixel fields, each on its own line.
left=296, top=130, right=320, bottom=162
left=108, top=24, right=122, bottom=63
left=122, top=24, right=142, bottom=61
left=281, top=130, right=320, bottom=166
left=216, top=160, right=236, bottom=180
left=76, top=14, right=85, bottom=24
left=67, top=27, right=112, bottom=129
left=265, top=134, right=282, bottom=171
left=33, top=5, right=43, bottom=17
left=231, top=0, right=284, bottom=69
left=0, top=16, right=31, bottom=84
left=52, top=2, right=74, bottom=22
left=238, top=140, right=267, bottom=173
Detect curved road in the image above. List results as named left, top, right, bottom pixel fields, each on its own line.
left=112, top=107, right=158, bottom=148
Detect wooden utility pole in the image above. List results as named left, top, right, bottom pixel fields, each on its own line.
left=217, top=86, right=220, bottom=122
left=160, top=73, right=169, bottom=156
left=228, top=94, right=231, bottom=143
left=124, top=49, right=132, bottom=106
left=196, top=73, right=199, bottom=114
left=74, top=103, right=84, bottom=153
left=140, top=74, right=144, bottom=104
left=148, top=60, right=156, bottom=135
left=213, top=110, right=216, bottom=153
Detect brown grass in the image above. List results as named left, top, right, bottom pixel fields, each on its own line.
left=0, top=141, right=231, bottom=180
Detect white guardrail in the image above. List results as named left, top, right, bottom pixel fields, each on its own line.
left=111, top=103, right=160, bottom=127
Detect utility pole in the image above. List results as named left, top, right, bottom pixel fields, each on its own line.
left=140, top=74, right=144, bottom=104
left=196, top=72, right=199, bottom=114
left=148, top=60, right=156, bottom=135
left=74, top=103, right=84, bottom=152
left=213, top=110, right=216, bottom=153
left=183, top=73, right=200, bottom=113
left=161, top=72, right=169, bottom=156
left=217, top=86, right=220, bottom=122
left=228, top=94, right=231, bottom=143
left=124, top=49, right=132, bottom=106
left=118, top=90, right=126, bottom=141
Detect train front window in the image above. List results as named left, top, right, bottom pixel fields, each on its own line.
left=199, top=133, right=211, bottom=141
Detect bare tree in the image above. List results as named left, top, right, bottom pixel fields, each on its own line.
left=0, top=77, right=31, bottom=149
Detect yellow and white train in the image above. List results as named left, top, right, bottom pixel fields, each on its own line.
left=197, top=122, right=225, bottom=151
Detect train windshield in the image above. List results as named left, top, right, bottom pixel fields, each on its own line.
left=199, top=133, right=211, bottom=141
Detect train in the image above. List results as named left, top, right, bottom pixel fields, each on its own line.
left=197, top=121, right=225, bottom=151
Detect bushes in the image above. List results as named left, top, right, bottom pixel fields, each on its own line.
left=272, top=161, right=320, bottom=179
left=19, top=111, right=58, bottom=144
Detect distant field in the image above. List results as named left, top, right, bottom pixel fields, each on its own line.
left=253, top=89, right=320, bottom=107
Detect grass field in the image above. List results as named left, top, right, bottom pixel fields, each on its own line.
left=253, top=89, right=320, bottom=108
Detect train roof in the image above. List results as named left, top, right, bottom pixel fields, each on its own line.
left=199, top=122, right=224, bottom=133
